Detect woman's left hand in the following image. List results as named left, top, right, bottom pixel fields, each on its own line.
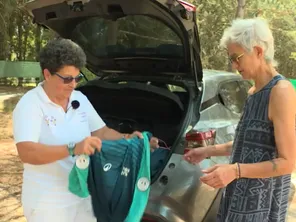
left=125, top=131, right=159, bottom=150
left=125, top=131, right=143, bottom=139
left=200, top=164, right=237, bottom=188
left=149, top=137, right=159, bottom=151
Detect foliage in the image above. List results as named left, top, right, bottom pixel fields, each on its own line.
left=192, top=0, right=296, bottom=77
left=0, top=0, right=55, bottom=61
left=0, top=0, right=295, bottom=78
left=253, top=0, right=296, bottom=77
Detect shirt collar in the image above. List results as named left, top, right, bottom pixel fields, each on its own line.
left=36, top=81, right=51, bottom=104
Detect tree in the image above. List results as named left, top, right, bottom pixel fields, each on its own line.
left=191, top=0, right=296, bottom=77
left=0, top=0, right=18, bottom=60
left=0, top=0, right=295, bottom=78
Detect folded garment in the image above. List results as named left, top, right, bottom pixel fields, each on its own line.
left=69, top=132, right=170, bottom=222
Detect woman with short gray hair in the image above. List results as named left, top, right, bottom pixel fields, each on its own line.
left=184, top=18, right=296, bottom=221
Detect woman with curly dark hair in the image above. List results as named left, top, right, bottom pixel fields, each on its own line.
left=12, top=38, right=158, bottom=222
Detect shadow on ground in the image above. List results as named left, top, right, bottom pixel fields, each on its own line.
left=2, top=95, right=22, bottom=113
left=0, top=95, right=22, bottom=140
left=0, top=86, right=33, bottom=95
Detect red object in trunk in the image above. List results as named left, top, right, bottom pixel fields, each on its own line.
left=184, top=129, right=216, bottom=154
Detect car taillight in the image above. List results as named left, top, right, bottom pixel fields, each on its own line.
left=185, top=129, right=216, bottom=154
left=177, top=0, right=196, bottom=12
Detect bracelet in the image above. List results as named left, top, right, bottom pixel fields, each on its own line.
left=236, top=162, right=241, bottom=179
left=234, top=163, right=239, bottom=179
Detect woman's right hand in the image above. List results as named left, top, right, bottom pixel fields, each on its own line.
left=74, top=136, right=102, bottom=155
left=183, top=147, right=209, bottom=164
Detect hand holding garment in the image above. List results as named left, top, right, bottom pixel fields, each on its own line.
left=68, top=154, right=90, bottom=198
left=69, top=132, right=165, bottom=222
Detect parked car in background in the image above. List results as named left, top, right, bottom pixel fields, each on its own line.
left=24, top=0, right=293, bottom=221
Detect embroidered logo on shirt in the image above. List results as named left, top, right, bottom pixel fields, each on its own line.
left=103, top=163, right=112, bottom=172
left=44, top=115, right=56, bottom=126
left=121, top=167, right=130, bottom=177
left=78, top=111, right=87, bottom=123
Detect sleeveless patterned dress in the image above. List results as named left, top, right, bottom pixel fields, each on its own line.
left=217, top=75, right=291, bottom=222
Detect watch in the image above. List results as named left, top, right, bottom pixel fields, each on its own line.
left=67, top=142, right=76, bottom=157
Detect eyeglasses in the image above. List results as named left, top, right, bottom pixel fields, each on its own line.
left=54, top=72, right=83, bottom=84
left=229, top=53, right=244, bottom=64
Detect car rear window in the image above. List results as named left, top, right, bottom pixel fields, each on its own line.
left=71, top=15, right=183, bottom=58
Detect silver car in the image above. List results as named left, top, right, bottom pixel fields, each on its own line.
left=141, top=69, right=252, bottom=222
left=24, top=0, right=262, bottom=221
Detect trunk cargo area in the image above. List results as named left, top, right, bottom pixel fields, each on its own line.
left=78, top=80, right=189, bottom=147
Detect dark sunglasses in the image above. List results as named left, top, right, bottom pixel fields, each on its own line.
left=54, top=72, right=83, bottom=84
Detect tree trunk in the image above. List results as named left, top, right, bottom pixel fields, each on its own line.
left=23, top=28, right=29, bottom=61
left=235, top=0, right=246, bottom=18
left=0, top=2, right=7, bottom=60
left=35, top=25, right=42, bottom=61
left=23, top=17, right=30, bottom=61
left=8, top=13, right=16, bottom=61
left=17, top=12, right=23, bottom=61
left=0, top=32, right=7, bottom=60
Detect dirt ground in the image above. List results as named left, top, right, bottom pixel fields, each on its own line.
left=0, top=86, right=29, bottom=222
left=0, top=139, right=25, bottom=222
left=0, top=86, right=296, bottom=222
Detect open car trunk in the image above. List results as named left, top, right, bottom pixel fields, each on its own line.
left=25, top=0, right=203, bottom=83
left=24, top=0, right=202, bottom=150
left=24, top=0, right=203, bottom=183
left=78, top=79, right=190, bottom=147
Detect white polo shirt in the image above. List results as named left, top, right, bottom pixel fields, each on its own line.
left=13, top=82, right=105, bottom=210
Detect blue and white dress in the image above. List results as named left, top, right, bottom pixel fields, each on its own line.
left=217, top=75, right=291, bottom=222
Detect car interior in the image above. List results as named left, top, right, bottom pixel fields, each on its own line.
left=78, top=80, right=189, bottom=147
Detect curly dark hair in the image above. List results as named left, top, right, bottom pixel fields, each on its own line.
left=38, top=38, right=86, bottom=74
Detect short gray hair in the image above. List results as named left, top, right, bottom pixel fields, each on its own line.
left=220, top=18, right=277, bottom=66
left=39, top=38, right=87, bottom=74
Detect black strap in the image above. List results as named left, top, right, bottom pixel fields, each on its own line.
left=200, top=95, right=221, bottom=111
